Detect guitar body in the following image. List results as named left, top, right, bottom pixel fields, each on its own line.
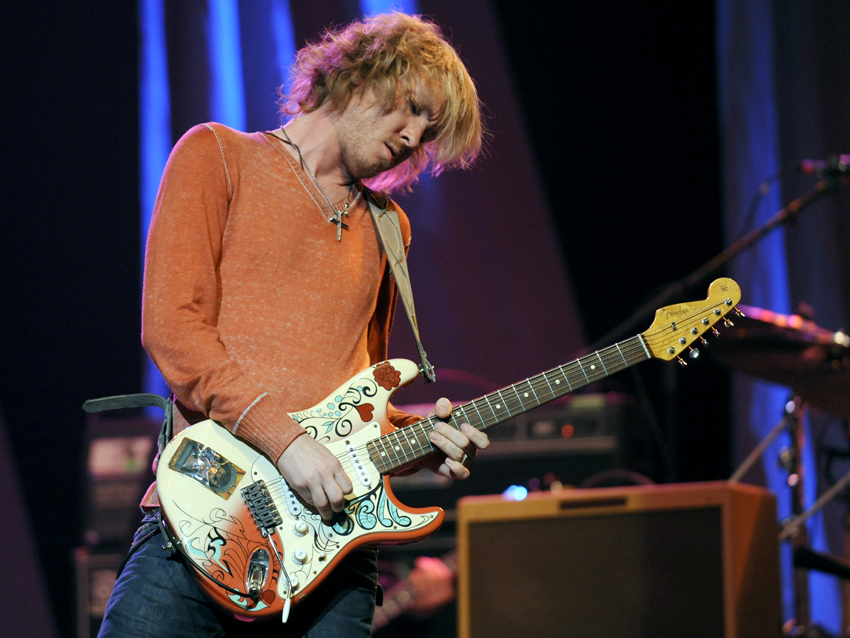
left=156, top=358, right=444, bottom=619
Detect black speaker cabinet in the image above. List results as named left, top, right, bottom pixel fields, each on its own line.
left=457, top=481, right=780, bottom=638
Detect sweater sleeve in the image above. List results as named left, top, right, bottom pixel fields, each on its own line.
left=142, top=124, right=303, bottom=462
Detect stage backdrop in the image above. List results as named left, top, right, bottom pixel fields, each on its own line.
left=139, top=0, right=586, bottom=409
left=717, top=0, right=850, bottom=630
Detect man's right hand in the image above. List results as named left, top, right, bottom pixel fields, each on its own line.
left=276, top=433, right=353, bottom=521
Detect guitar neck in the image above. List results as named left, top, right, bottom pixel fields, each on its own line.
left=368, top=334, right=650, bottom=474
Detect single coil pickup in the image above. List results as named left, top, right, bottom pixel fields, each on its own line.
left=346, top=442, right=372, bottom=487
left=242, top=480, right=283, bottom=536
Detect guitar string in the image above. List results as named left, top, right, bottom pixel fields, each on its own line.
left=339, top=301, right=729, bottom=475
left=325, top=338, right=648, bottom=473
left=330, top=301, right=728, bottom=475
left=272, top=299, right=736, bottom=480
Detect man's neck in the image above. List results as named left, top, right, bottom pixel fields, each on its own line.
left=280, top=109, right=354, bottom=201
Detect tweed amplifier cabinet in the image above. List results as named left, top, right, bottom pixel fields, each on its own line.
left=457, top=481, right=780, bottom=638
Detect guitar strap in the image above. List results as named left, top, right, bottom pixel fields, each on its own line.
left=82, top=392, right=174, bottom=455
left=365, top=191, right=436, bottom=383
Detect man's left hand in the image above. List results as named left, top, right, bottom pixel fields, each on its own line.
left=423, top=397, right=489, bottom=479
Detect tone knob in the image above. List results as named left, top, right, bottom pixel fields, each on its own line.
left=292, top=548, right=308, bottom=564
left=293, top=520, right=309, bottom=536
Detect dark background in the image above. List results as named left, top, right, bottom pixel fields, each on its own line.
left=1, top=3, right=724, bottom=634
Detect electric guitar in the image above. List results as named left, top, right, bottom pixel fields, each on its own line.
left=156, top=277, right=741, bottom=621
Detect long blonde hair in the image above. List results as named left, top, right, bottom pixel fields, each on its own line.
left=280, top=13, right=485, bottom=193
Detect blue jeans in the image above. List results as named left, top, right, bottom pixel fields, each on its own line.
left=98, top=512, right=378, bottom=638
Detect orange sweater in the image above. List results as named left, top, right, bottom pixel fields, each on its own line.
left=142, top=123, right=415, bottom=492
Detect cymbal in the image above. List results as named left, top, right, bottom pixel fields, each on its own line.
left=710, top=304, right=850, bottom=419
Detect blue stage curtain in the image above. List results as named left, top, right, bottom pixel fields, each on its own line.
left=717, top=0, right=850, bottom=631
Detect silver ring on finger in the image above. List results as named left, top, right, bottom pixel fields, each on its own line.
left=461, top=453, right=469, bottom=465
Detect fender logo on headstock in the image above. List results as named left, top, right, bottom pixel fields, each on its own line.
left=642, top=277, right=742, bottom=364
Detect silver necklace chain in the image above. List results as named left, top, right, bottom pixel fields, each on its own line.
left=279, top=127, right=352, bottom=241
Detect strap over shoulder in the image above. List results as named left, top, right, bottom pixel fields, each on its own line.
left=365, top=192, right=436, bottom=383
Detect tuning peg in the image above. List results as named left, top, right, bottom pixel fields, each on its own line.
left=734, top=307, right=745, bottom=317
left=711, top=328, right=721, bottom=337
left=699, top=336, right=709, bottom=348
left=723, top=318, right=734, bottom=328
left=677, top=356, right=688, bottom=367
left=688, top=347, right=700, bottom=360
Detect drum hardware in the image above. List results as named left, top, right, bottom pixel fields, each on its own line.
left=718, top=305, right=850, bottom=636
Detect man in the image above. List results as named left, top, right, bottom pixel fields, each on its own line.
left=98, top=12, right=488, bottom=638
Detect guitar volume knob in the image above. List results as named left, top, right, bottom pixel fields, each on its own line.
left=293, top=520, right=309, bottom=536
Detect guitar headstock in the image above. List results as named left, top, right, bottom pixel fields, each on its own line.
left=642, top=278, right=742, bottom=363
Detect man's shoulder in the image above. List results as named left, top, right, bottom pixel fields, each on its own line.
left=173, top=123, right=271, bottom=156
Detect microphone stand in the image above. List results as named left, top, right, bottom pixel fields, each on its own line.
left=591, top=176, right=841, bottom=484
left=590, top=177, right=840, bottom=351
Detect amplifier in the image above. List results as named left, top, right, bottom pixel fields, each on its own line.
left=74, top=548, right=124, bottom=638
left=83, top=414, right=160, bottom=549
left=457, top=481, right=781, bottom=638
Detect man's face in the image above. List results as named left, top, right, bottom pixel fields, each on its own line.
left=333, top=82, right=440, bottom=180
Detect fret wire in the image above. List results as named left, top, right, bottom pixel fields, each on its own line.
left=399, top=427, right=418, bottom=458
left=595, top=351, right=609, bottom=375
left=469, top=400, right=487, bottom=427
left=567, top=359, right=582, bottom=390
left=511, top=385, right=527, bottom=412
left=495, top=389, right=513, bottom=418
left=614, top=342, right=629, bottom=367
left=417, top=422, right=435, bottom=456
left=446, top=413, right=463, bottom=431
left=577, top=358, right=592, bottom=384
left=415, top=424, right=429, bottom=455
left=418, top=420, right=436, bottom=447
left=536, top=376, right=556, bottom=399
left=410, top=424, right=427, bottom=457
left=538, top=374, right=554, bottom=401
left=481, top=395, right=500, bottom=423
left=526, top=377, right=544, bottom=403
left=457, top=404, right=476, bottom=429
left=558, top=366, right=573, bottom=392
left=602, top=348, right=624, bottom=374
left=390, top=431, right=411, bottom=464
left=377, top=436, right=393, bottom=467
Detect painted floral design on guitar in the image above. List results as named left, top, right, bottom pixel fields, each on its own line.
left=373, top=361, right=401, bottom=390
left=324, top=481, right=416, bottom=536
left=292, top=381, right=380, bottom=442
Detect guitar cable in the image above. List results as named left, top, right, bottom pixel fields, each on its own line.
left=159, top=514, right=296, bottom=623
left=158, top=516, right=263, bottom=602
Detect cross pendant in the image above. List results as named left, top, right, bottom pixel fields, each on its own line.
left=330, top=215, right=350, bottom=241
